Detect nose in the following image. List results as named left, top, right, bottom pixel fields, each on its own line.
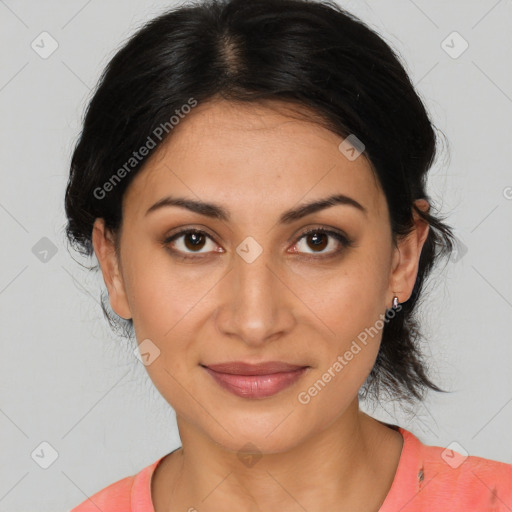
left=214, top=246, right=296, bottom=347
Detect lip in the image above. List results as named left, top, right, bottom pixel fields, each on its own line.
left=202, top=361, right=309, bottom=399
left=204, top=361, right=307, bottom=375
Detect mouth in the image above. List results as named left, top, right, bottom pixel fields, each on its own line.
left=200, top=361, right=310, bottom=399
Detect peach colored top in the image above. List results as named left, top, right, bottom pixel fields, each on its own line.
left=70, top=426, right=512, bottom=511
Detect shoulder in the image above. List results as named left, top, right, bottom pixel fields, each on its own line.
left=69, top=455, right=165, bottom=512
left=69, top=474, right=135, bottom=512
left=385, top=426, right=512, bottom=511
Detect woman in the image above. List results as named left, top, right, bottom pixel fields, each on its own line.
left=65, top=0, right=512, bottom=510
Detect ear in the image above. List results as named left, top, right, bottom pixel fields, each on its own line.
left=91, top=218, right=132, bottom=320
left=388, top=199, right=430, bottom=306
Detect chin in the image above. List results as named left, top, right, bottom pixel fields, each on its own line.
left=199, top=404, right=321, bottom=456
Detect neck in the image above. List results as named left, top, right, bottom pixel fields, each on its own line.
left=156, top=401, right=403, bottom=512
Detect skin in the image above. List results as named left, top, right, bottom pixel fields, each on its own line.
left=92, top=98, right=430, bottom=512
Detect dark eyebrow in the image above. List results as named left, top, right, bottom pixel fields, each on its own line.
left=278, top=193, right=367, bottom=223
left=144, top=193, right=367, bottom=222
left=145, top=196, right=231, bottom=221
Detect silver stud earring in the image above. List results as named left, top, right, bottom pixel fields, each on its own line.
left=392, top=296, right=399, bottom=310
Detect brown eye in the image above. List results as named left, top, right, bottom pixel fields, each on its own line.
left=163, top=227, right=352, bottom=261
left=183, top=232, right=207, bottom=251
left=292, top=228, right=351, bottom=257
left=164, top=229, right=218, bottom=256
left=305, top=232, right=328, bottom=252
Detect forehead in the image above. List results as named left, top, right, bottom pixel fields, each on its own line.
left=122, top=99, right=386, bottom=222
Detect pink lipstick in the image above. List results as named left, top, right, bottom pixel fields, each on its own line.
left=202, top=361, right=309, bottom=399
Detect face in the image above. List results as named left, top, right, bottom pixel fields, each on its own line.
left=93, top=99, right=428, bottom=454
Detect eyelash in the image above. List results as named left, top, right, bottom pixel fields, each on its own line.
left=161, top=226, right=354, bottom=262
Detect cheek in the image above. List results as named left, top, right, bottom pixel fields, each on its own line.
left=287, top=250, right=389, bottom=398
left=124, top=250, right=223, bottom=405
left=294, top=271, right=385, bottom=419
left=123, top=245, right=221, bottom=337
left=290, top=251, right=390, bottom=342
left=124, top=229, right=389, bottom=388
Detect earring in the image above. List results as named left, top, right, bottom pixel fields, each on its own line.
left=392, top=296, right=399, bottom=310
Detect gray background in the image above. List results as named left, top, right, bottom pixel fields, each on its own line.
left=1, top=0, right=511, bottom=510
